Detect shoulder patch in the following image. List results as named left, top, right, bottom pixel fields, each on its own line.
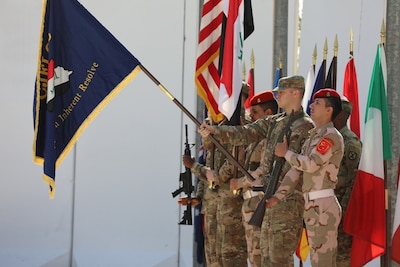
left=316, top=138, right=333, bottom=155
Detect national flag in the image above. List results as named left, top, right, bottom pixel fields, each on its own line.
left=343, top=57, right=361, bottom=138
left=195, top=0, right=225, bottom=123
left=33, top=0, right=141, bottom=198
left=295, top=226, right=310, bottom=262
left=219, top=0, right=253, bottom=120
left=391, top=157, right=400, bottom=263
left=273, top=67, right=281, bottom=88
left=343, top=44, right=392, bottom=267
left=301, top=65, right=315, bottom=111
left=324, top=55, right=337, bottom=89
left=306, top=59, right=325, bottom=114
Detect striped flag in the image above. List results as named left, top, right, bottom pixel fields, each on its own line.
left=343, top=57, right=361, bottom=138
left=219, top=0, right=246, bottom=120
left=343, top=44, right=391, bottom=267
left=195, top=0, right=224, bottom=123
left=324, top=55, right=337, bottom=89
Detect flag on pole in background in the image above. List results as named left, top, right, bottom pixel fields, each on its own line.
left=244, top=64, right=254, bottom=109
left=273, top=67, right=281, bottom=88
left=324, top=55, right=337, bottom=89
left=219, top=0, right=252, bottom=120
left=301, top=65, right=315, bottom=111
left=306, top=59, right=325, bottom=114
left=295, top=226, right=310, bottom=262
left=33, top=0, right=141, bottom=198
left=391, top=157, right=400, bottom=264
left=343, top=44, right=392, bottom=267
left=343, top=57, right=361, bottom=138
left=195, top=0, right=224, bottom=123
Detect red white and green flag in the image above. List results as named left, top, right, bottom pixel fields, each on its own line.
left=343, top=44, right=391, bottom=267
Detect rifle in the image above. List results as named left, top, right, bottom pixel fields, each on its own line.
left=248, top=111, right=297, bottom=227
left=171, top=124, right=194, bottom=225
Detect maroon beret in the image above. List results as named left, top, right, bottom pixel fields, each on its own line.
left=250, top=90, right=275, bottom=106
left=312, top=88, right=341, bottom=100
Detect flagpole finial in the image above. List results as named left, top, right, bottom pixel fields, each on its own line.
left=349, top=27, right=354, bottom=56
left=242, top=61, right=246, bottom=81
left=380, top=19, right=386, bottom=45
left=250, top=49, right=255, bottom=69
left=279, top=48, right=283, bottom=69
left=333, top=34, right=338, bottom=57
left=323, top=38, right=328, bottom=60
left=312, top=44, right=317, bottom=66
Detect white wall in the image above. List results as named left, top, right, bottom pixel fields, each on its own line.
left=0, top=0, right=386, bottom=266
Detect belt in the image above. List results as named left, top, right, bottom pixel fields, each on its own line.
left=304, top=188, right=335, bottom=201
left=243, top=190, right=263, bottom=200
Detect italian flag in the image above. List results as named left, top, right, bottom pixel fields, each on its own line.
left=218, top=0, right=244, bottom=120
left=343, top=44, right=391, bottom=267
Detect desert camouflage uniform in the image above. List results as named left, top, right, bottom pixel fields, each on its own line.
left=191, top=139, right=219, bottom=267
left=334, top=125, right=361, bottom=267
left=236, top=139, right=266, bottom=267
left=274, top=122, right=344, bottom=267
left=213, top=110, right=314, bottom=266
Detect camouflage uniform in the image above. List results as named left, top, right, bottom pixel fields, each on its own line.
left=274, top=122, right=344, bottom=267
left=191, top=139, right=219, bottom=267
left=193, top=136, right=248, bottom=267
left=213, top=143, right=248, bottom=267
left=213, top=110, right=314, bottom=266
left=237, top=139, right=266, bottom=267
left=335, top=125, right=361, bottom=266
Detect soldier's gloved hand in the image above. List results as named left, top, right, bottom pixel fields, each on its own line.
left=177, top=196, right=201, bottom=207
left=182, top=154, right=195, bottom=168
left=206, top=170, right=216, bottom=182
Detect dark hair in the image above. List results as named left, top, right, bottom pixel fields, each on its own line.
left=325, top=97, right=342, bottom=120
left=258, top=100, right=278, bottom=115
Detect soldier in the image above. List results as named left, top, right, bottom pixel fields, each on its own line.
left=181, top=124, right=219, bottom=267
left=199, top=75, right=314, bottom=266
left=333, top=98, right=362, bottom=266
left=268, top=88, right=345, bottom=267
left=230, top=90, right=278, bottom=267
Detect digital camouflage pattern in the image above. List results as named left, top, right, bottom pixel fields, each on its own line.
left=241, top=139, right=266, bottom=267
left=191, top=139, right=219, bottom=267
left=335, top=125, right=362, bottom=266
left=193, top=134, right=247, bottom=267
left=214, top=143, right=248, bottom=267
left=274, top=122, right=344, bottom=267
left=213, top=110, right=314, bottom=266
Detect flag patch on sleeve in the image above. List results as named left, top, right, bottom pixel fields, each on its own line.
left=316, top=138, right=333, bottom=155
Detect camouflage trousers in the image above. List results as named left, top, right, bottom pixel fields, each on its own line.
left=304, top=196, right=341, bottom=267
left=336, top=214, right=351, bottom=266
left=203, top=213, right=219, bottom=267
left=242, top=194, right=263, bottom=267
left=216, top=194, right=248, bottom=267
left=260, top=195, right=304, bottom=267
